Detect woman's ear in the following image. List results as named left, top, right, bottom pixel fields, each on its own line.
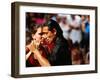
left=32, top=34, right=35, bottom=39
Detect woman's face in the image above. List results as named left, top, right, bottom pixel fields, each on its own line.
left=33, top=27, right=42, bottom=42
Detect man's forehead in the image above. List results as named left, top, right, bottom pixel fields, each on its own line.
left=43, top=26, right=48, bottom=31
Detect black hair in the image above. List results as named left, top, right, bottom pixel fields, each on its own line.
left=47, top=19, right=63, bottom=38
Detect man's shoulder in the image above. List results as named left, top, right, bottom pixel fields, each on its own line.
left=56, top=37, right=68, bottom=46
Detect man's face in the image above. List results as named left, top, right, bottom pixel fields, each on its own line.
left=42, top=26, right=56, bottom=44
left=42, top=26, right=48, bottom=40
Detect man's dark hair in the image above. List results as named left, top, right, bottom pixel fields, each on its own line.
left=47, top=19, right=63, bottom=38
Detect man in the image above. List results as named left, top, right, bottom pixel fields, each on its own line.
left=42, top=19, right=72, bottom=66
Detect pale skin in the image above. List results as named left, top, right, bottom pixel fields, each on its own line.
left=29, top=41, right=50, bottom=66
left=26, top=41, right=34, bottom=60
left=26, top=27, right=50, bottom=66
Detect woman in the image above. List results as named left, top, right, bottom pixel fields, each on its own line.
left=26, top=24, right=50, bottom=67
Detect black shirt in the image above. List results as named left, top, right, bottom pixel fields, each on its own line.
left=47, top=37, right=72, bottom=66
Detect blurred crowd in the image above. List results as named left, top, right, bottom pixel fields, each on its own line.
left=26, top=13, right=90, bottom=66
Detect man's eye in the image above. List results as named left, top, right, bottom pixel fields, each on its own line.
left=39, top=33, right=43, bottom=35
left=42, top=32, right=48, bottom=34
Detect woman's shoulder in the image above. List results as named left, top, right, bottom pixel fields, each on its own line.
left=26, top=47, right=30, bottom=53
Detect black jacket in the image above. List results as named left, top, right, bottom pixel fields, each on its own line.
left=47, top=37, right=72, bottom=66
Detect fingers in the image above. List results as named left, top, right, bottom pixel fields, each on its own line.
left=31, top=40, right=34, bottom=45
left=30, top=41, right=36, bottom=52
left=30, top=40, right=41, bottom=53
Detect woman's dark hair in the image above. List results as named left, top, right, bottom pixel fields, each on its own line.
left=29, top=23, right=42, bottom=34
left=26, top=31, right=33, bottom=45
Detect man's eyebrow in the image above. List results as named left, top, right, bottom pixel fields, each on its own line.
left=38, top=33, right=43, bottom=35
left=42, top=32, right=48, bottom=34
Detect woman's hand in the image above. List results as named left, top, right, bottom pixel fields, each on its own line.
left=30, top=41, right=36, bottom=53
left=29, top=40, right=51, bottom=66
